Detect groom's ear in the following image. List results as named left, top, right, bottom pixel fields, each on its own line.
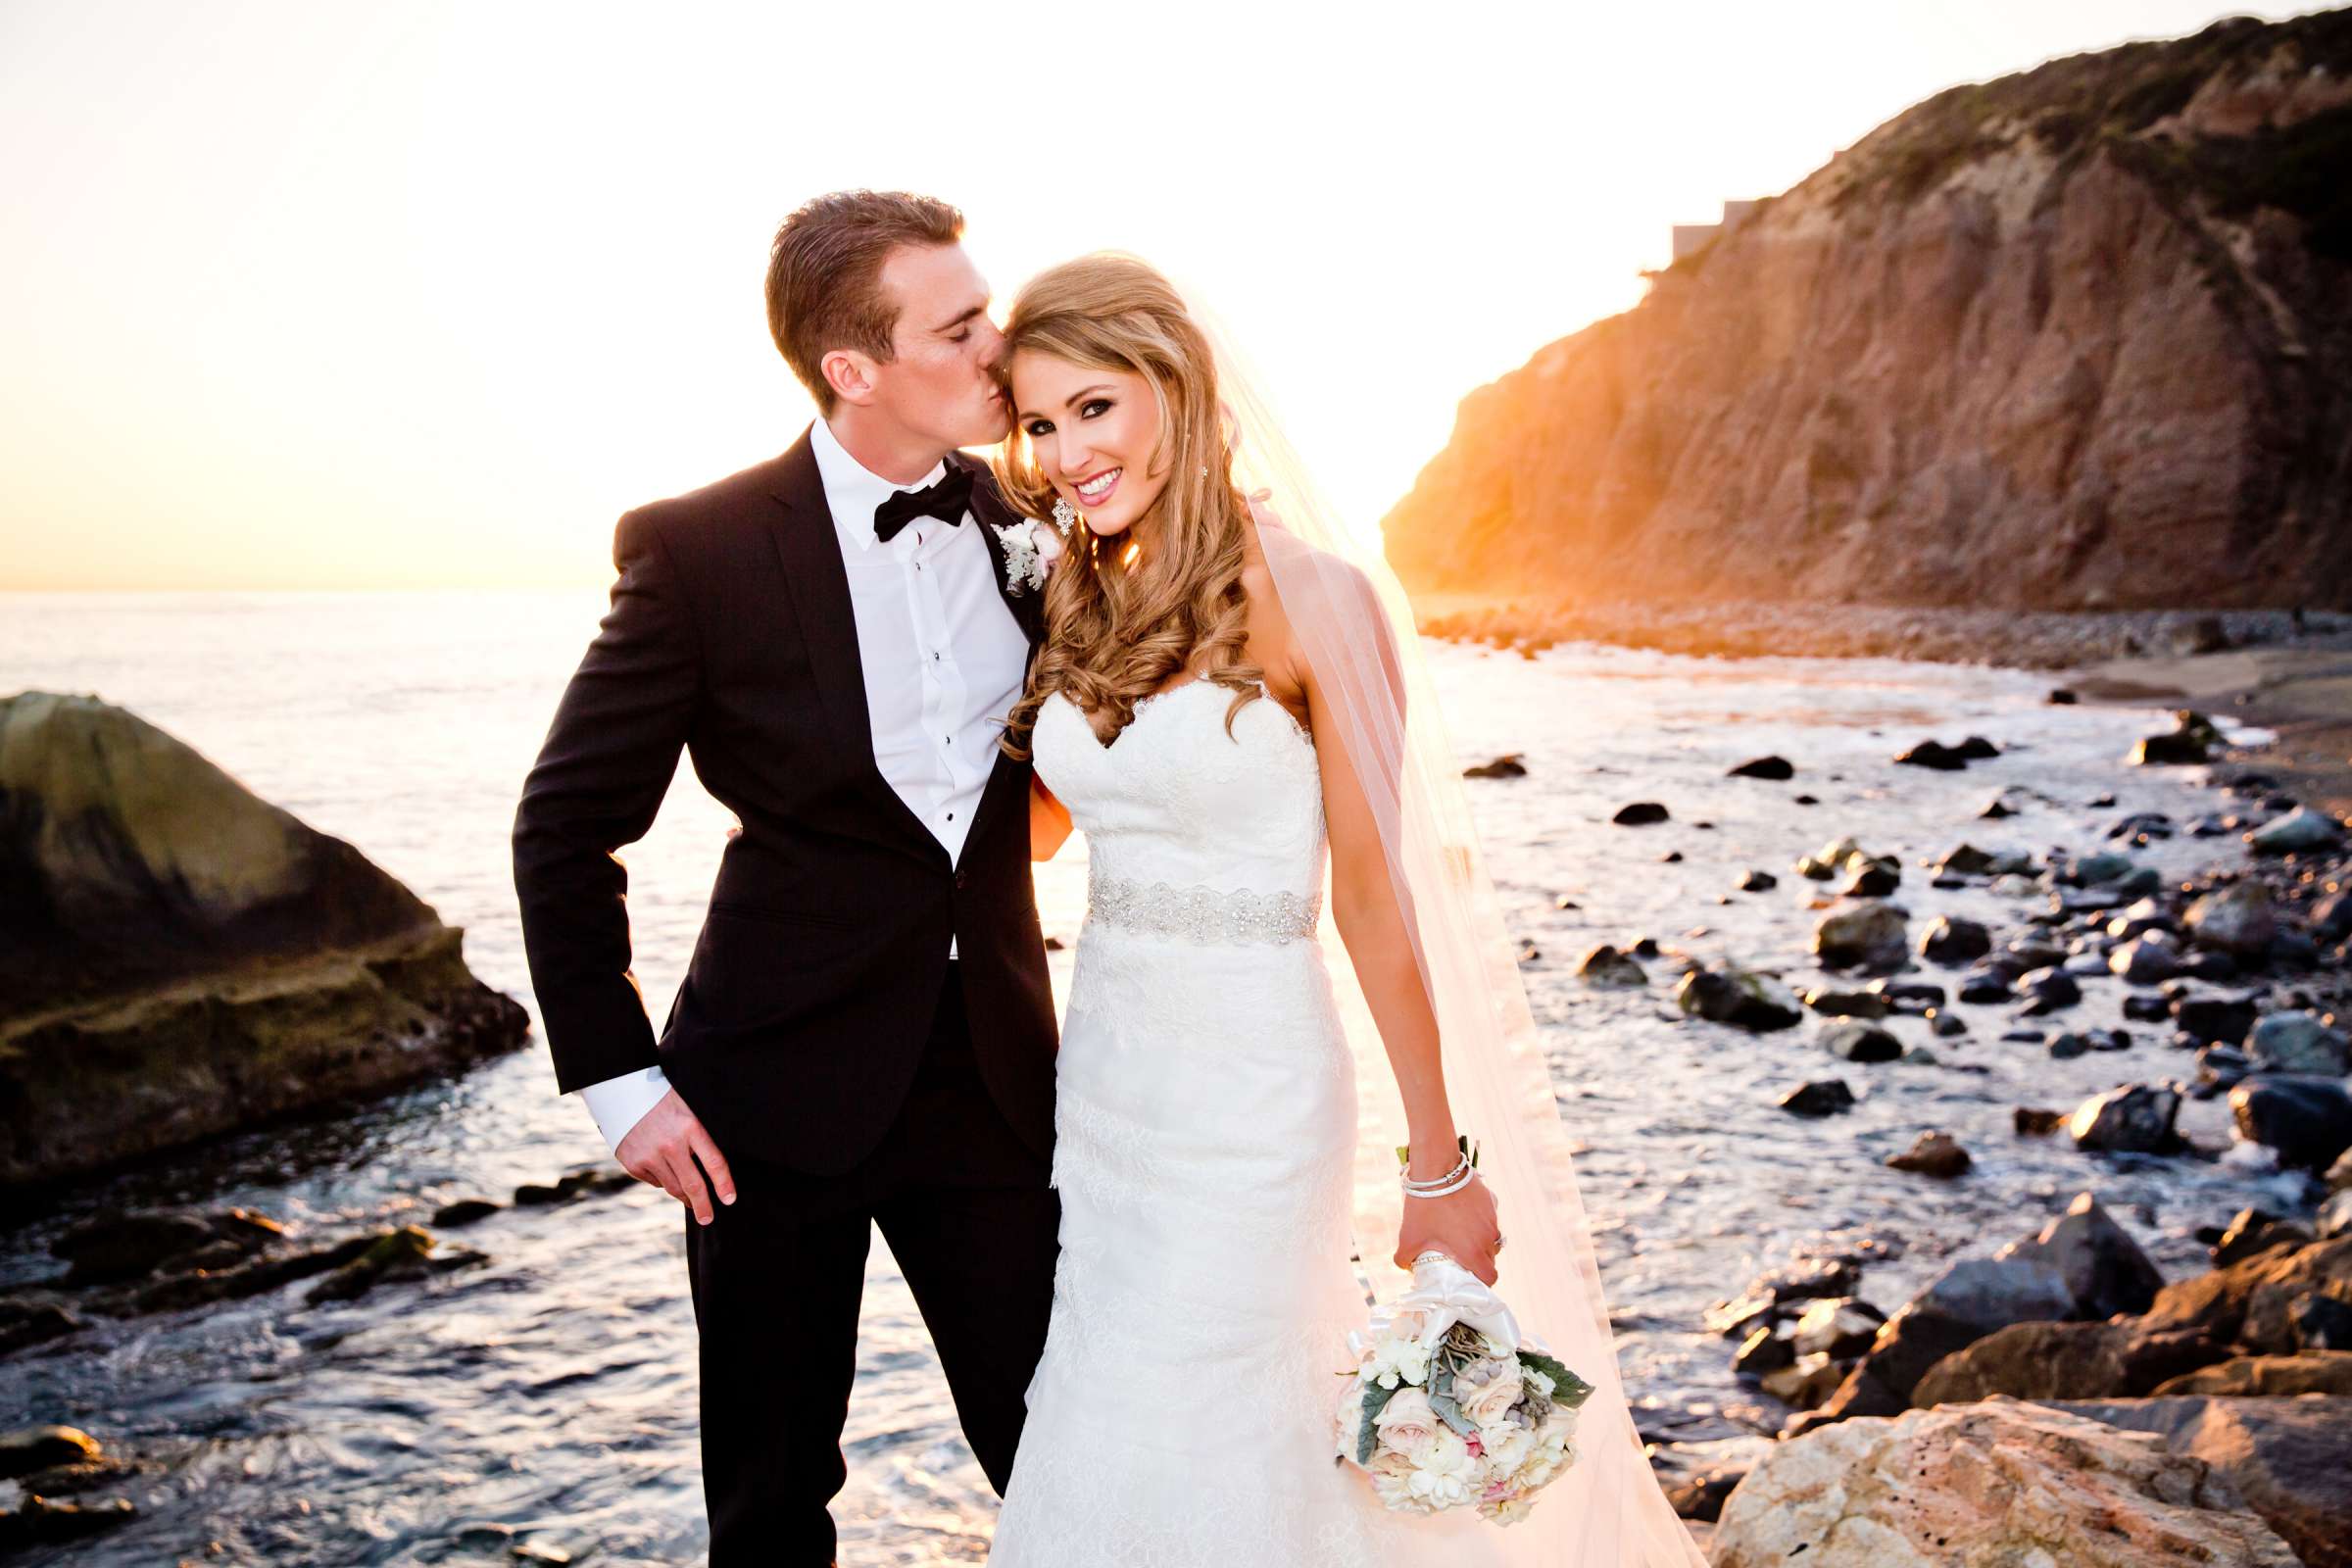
left=821, top=348, right=880, bottom=409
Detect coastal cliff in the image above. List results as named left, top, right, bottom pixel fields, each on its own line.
left=1385, top=10, right=2352, bottom=617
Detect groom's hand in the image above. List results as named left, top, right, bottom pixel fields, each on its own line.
left=615, top=1088, right=737, bottom=1225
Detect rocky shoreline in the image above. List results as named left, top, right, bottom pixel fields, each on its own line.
left=1568, top=684, right=2352, bottom=1559
left=1420, top=597, right=2352, bottom=816
left=0, top=1161, right=635, bottom=1554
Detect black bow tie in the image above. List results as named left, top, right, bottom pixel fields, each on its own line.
left=872, top=466, right=975, bottom=543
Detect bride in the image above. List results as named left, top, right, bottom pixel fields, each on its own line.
left=982, top=256, right=1704, bottom=1567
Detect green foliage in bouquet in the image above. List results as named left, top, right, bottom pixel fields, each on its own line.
left=1354, top=1376, right=1400, bottom=1466
left=1517, top=1348, right=1594, bottom=1411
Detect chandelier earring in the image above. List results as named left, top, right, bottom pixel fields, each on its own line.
left=1051, top=496, right=1078, bottom=535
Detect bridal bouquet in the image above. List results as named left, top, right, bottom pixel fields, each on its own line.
left=1334, top=1254, right=1593, bottom=1526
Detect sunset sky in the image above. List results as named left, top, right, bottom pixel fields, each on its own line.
left=1, top=1, right=2328, bottom=591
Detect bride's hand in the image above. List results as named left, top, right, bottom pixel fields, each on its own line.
left=1395, top=1174, right=1502, bottom=1285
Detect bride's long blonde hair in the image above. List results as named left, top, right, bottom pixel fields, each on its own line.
left=992, top=255, right=1263, bottom=759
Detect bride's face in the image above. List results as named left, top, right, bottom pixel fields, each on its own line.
left=1009, top=351, right=1165, bottom=538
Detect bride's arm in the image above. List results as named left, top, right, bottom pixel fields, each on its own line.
left=1030, top=772, right=1073, bottom=860
left=1282, top=609, right=1502, bottom=1286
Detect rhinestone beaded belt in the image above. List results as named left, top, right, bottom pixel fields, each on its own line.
left=1085, top=868, right=1321, bottom=946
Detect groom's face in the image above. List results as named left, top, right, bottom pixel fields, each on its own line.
left=867, top=242, right=1011, bottom=451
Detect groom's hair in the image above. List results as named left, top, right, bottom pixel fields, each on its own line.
left=766, top=190, right=964, bottom=414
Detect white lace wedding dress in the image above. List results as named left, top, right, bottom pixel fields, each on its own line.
left=989, top=677, right=1493, bottom=1566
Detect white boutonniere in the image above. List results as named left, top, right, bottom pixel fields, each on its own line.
left=991, top=517, right=1064, bottom=596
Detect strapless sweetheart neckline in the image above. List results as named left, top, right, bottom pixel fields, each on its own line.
left=1047, top=676, right=1311, bottom=756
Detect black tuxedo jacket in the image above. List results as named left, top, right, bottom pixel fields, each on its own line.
left=511, top=429, right=1055, bottom=1174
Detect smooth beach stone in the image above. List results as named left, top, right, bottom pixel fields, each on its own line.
left=2111, top=935, right=2183, bottom=984
left=2247, top=806, right=2346, bottom=856
left=1812, top=902, right=1908, bottom=970
left=2070, top=1083, right=2183, bottom=1153
left=1919, top=914, right=1991, bottom=965
left=1960, top=973, right=2016, bottom=1004
left=2049, top=1033, right=2091, bottom=1059
left=1865, top=978, right=1945, bottom=1010
left=2247, top=1011, right=2351, bottom=1075
left=1576, top=944, right=1647, bottom=987
left=1802, top=986, right=1890, bottom=1019
left=1728, top=755, right=1793, bottom=780
left=2108, top=811, right=2177, bottom=843
left=1893, top=738, right=1968, bottom=770
left=2185, top=882, right=2278, bottom=956
left=1779, top=1079, right=1858, bottom=1117
left=2071, top=851, right=2138, bottom=886
left=1995, top=1191, right=2166, bottom=1319
left=1611, top=799, right=1669, bottom=824
left=1822, top=1022, right=1903, bottom=1062
left=2311, top=889, right=2352, bottom=940
left=2132, top=732, right=2212, bottom=764
left=2175, top=994, right=2259, bottom=1045
left=2230, top=1076, right=2352, bottom=1172
left=1739, top=868, right=1779, bottom=892
left=2108, top=897, right=2180, bottom=939
left=1838, top=858, right=1900, bottom=898
left=1461, top=753, right=1527, bottom=779
left=1936, top=843, right=1998, bottom=876
left=2017, top=966, right=2083, bottom=1014
left=2197, top=1045, right=2254, bottom=1091
left=1886, top=1130, right=1970, bottom=1177
left=1675, top=962, right=1804, bottom=1031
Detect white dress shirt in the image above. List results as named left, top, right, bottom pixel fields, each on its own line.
left=574, top=416, right=1032, bottom=1152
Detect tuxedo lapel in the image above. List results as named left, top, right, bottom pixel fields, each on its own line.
left=762, top=430, right=948, bottom=864
left=764, top=432, right=874, bottom=757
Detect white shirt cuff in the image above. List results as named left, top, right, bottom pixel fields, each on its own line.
left=575, top=1064, right=671, bottom=1154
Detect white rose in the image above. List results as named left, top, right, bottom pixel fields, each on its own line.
left=1450, top=1356, right=1526, bottom=1429
left=1480, top=1417, right=1536, bottom=1473
left=1374, top=1387, right=1440, bottom=1459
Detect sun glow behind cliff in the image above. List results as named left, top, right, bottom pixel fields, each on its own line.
left=0, top=0, right=2327, bottom=590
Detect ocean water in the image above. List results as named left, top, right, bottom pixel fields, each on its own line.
left=0, top=590, right=2310, bottom=1566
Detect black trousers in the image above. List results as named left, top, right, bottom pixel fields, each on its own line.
left=683, top=962, right=1060, bottom=1566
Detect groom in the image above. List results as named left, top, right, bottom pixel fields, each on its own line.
left=512, top=190, right=1059, bottom=1566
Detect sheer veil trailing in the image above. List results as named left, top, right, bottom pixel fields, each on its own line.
left=1186, top=282, right=1708, bottom=1566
